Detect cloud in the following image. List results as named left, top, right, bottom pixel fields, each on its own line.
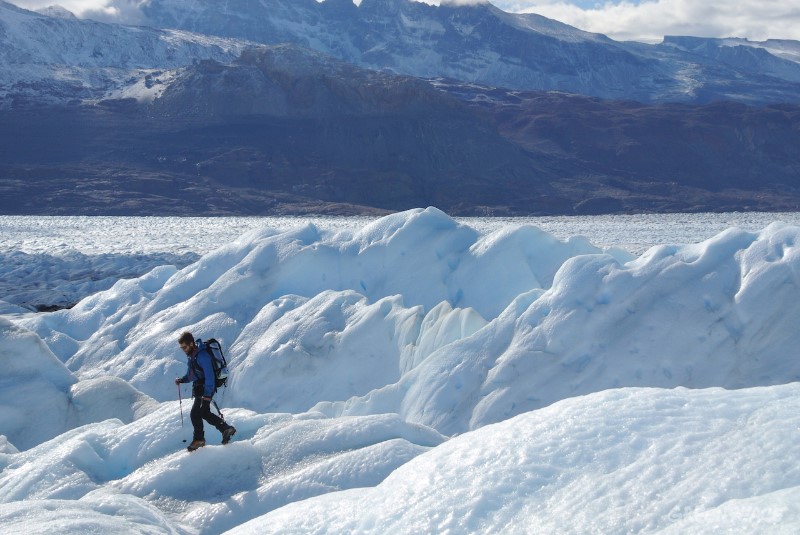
left=8, top=1, right=148, bottom=23
left=439, top=0, right=492, bottom=5
left=491, top=0, right=800, bottom=42
left=10, top=1, right=109, bottom=15
left=80, top=1, right=150, bottom=24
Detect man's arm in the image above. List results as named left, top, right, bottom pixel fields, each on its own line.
left=175, top=363, right=189, bottom=384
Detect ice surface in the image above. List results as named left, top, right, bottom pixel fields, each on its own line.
left=230, top=385, right=800, bottom=534
left=4, top=212, right=799, bottom=311
left=0, top=318, right=75, bottom=450
left=2, top=207, right=800, bottom=533
left=0, top=493, right=182, bottom=535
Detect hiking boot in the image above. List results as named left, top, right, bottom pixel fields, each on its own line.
left=187, top=439, right=205, bottom=452
left=222, top=426, right=236, bottom=445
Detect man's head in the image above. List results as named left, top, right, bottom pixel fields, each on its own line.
left=178, top=331, right=197, bottom=356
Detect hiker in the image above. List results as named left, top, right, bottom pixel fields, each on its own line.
left=175, top=331, right=236, bottom=451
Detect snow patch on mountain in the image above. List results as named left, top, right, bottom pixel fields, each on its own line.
left=721, top=38, right=800, bottom=64
left=0, top=1, right=251, bottom=105
left=4, top=0, right=800, bottom=105
left=35, top=5, right=76, bottom=19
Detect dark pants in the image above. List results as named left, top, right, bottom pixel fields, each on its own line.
left=190, top=386, right=227, bottom=441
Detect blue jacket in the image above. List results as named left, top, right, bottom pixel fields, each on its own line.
left=178, top=340, right=217, bottom=398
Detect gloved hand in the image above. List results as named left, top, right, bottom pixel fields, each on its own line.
left=201, top=396, right=212, bottom=409
left=174, top=378, right=182, bottom=385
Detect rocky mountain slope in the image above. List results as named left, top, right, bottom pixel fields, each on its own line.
left=2, top=43, right=799, bottom=216
left=1, top=0, right=800, bottom=215
left=135, top=0, right=800, bottom=104
left=0, top=0, right=248, bottom=106
left=5, top=0, right=800, bottom=106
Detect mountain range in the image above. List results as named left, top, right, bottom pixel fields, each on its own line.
left=1, top=0, right=799, bottom=215
left=134, top=0, right=800, bottom=105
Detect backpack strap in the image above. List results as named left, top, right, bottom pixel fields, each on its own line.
left=212, top=400, right=225, bottom=421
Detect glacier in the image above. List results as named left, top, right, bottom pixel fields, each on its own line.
left=1, top=207, right=800, bottom=533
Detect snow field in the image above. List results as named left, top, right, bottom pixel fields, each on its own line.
left=0, top=397, right=444, bottom=534
left=2, top=207, right=800, bottom=533
left=230, top=385, right=800, bottom=534
left=0, top=249, right=198, bottom=311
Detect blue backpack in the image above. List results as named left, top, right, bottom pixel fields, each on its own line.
left=199, top=338, right=229, bottom=389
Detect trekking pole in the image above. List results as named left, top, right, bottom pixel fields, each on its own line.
left=177, top=383, right=184, bottom=428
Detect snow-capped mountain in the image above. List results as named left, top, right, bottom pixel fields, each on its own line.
left=4, top=0, right=800, bottom=106
left=662, top=36, right=800, bottom=84
left=1, top=39, right=799, bottom=216
left=2, top=0, right=800, bottom=216
left=132, top=0, right=800, bottom=104
left=0, top=0, right=250, bottom=105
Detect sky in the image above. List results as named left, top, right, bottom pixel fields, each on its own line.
left=7, top=0, right=800, bottom=43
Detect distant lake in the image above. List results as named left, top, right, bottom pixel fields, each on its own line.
left=3, top=212, right=800, bottom=256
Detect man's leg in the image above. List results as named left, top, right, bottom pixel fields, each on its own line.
left=200, top=397, right=236, bottom=443
left=200, top=397, right=227, bottom=431
left=190, top=390, right=205, bottom=442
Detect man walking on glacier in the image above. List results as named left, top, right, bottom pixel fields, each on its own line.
left=175, top=331, right=236, bottom=451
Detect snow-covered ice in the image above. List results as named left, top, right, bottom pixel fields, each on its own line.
left=232, top=385, right=800, bottom=534
left=1, top=207, right=800, bottom=534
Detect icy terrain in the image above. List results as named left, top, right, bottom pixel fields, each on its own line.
left=4, top=212, right=798, bottom=312
left=2, top=208, right=800, bottom=533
